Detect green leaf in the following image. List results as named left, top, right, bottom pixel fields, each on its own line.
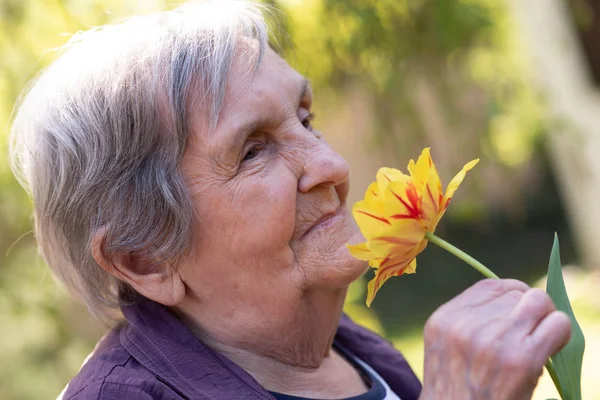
left=546, top=234, right=585, bottom=400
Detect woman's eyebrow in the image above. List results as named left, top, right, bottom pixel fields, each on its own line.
left=298, top=78, right=311, bottom=106
left=220, top=78, right=311, bottom=156
left=225, top=118, right=262, bottom=153
left=223, top=113, right=275, bottom=154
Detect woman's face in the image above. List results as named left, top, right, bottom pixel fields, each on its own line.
left=178, top=48, right=366, bottom=341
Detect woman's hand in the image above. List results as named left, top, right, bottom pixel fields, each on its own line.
left=419, top=279, right=571, bottom=400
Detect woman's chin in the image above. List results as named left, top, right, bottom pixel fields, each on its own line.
left=340, top=246, right=370, bottom=282
left=292, top=221, right=369, bottom=289
left=326, top=228, right=369, bottom=286
left=309, top=246, right=369, bottom=290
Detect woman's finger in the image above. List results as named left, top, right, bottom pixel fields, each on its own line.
left=451, top=279, right=529, bottom=309
left=509, top=288, right=556, bottom=334
left=530, top=310, right=572, bottom=364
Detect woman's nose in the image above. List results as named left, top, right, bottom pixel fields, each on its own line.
left=298, top=142, right=350, bottom=196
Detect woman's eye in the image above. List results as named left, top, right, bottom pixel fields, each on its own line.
left=242, top=146, right=259, bottom=162
left=302, top=112, right=316, bottom=131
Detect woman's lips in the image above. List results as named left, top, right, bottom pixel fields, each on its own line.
left=301, top=207, right=346, bottom=239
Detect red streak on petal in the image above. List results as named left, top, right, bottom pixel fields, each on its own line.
left=382, top=173, right=391, bottom=182
left=426, top=184, right=439, bottom=213
left=390, top=213, right=415, bottom=219
left=373, top=277, right=383, bottom=294
left=356, top=210, right=391, bottom=225
left=379, top=256, right=411, bottom=269
left=376, top=236, right=418, bottom=247
left=406, top=185, right=420, bottom=209
left=377, top=260, right=409, bottom=280
left=391, top=187, right=421, bottom=220
left=377, top=256, right=390, bottom=267
left=370, top=190, right=378, bottom=197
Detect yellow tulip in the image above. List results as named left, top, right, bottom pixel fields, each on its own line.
left=347, top=149, right=567, bottom=399
left=348, top=148, right=479, bottom=306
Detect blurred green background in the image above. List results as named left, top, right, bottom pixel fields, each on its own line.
left=1, top=0, right=599, bottom=399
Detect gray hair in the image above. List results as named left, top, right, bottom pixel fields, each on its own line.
left=9, top=0, right=272, bottom=323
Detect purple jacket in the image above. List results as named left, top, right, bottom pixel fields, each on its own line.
left=62, top=298, right=422, bottom=399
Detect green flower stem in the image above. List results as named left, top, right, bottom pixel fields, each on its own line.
left=425, top=232, right=499, bottom=279
left=424, top=231, right=564, bottom=399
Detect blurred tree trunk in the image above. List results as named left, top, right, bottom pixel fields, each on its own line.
left=507, top=0, right=600, bottom=269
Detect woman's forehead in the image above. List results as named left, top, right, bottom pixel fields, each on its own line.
left=191, top=48, right=309, bottom=144
left=229, top=47, right=306, bottom=104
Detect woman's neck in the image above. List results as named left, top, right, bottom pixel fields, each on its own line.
left=209, top=341, right=368, bottom=398
left=174, top=287, right=368, bottom=397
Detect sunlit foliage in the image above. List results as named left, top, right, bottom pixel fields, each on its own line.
left=0, top=1, right=548, bottom=398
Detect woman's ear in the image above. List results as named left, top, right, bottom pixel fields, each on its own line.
left=90, top=229, right=185, bottom=306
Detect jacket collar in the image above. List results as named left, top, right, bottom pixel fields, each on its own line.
left=336, top=315, right=422, bottom=400
left=120, top=297, right=421, bottom=400
left=120, top=298, right=274, bottom=399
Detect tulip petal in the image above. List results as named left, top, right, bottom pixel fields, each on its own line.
left=420, top=173, right=444, bottom=225
left=366, top=256, right=415, bottom=307
left=407, top=148, right=433, bottom=190
left=365, top=181, right=380, bottom=199
left=404, top=258, right=417, bottom=274
left=347, top=242, right=375, bottom=261
left=349, top=149, right=479, bottom=306
left=365, top=276, right=378, bottom=307
left=367, top=219, right=424, bottom=257
left=368, top=255, right=395, bottom=269
left=352, top=183, right=387, bottom=240
left=443, top=159, right=479, bottom=207
left=352, top=203, right=391, bottom=240
left=363, top=182, right=384, bottom=213
left=376, top=167, right=409, bottom=196
left=383, top=180, right=422, bottom=221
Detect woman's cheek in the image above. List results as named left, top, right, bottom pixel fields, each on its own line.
left=262, top=177, right=297, bottom=240
left=236, top=173, right=297, bottom=250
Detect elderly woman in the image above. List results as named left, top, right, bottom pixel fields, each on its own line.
left=10, top=1, right=571, bottom=399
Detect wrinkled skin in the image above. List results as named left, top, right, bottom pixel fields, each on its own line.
left=177, top=47, right=367, bottom=368
left=420, top=279, right=571, bottom=400
left=179, top=48, right=572, bottom=398
left=96, top=45, right=571, bottom=399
